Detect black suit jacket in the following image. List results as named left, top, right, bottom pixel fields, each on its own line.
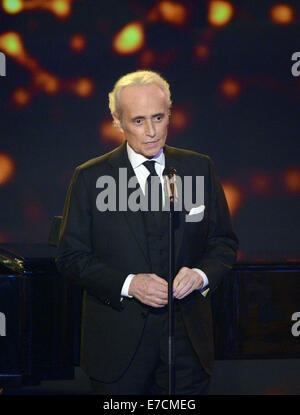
left=56, top=141, right=238, bottom=381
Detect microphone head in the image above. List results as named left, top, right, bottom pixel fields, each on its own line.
left=163, top=167, right=177, bottom=177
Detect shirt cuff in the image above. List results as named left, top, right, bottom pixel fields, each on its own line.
left=121, top=274, right=135, bottom=299
left=192, top=268, right=210, bottom=297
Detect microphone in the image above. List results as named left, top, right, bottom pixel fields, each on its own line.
left=163, top=167, right=177, bottom=200
left=163, top=166, right=177, bottom=177
left=163, top=167, right=177, bottom=394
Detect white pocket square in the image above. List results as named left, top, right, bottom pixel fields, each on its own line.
left=188, top=204, right=205, bottom=216
left=185, top=204, right=205, bottom=223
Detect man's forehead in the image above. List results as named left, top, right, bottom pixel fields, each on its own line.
left=119, top=83, right=168, bottom=113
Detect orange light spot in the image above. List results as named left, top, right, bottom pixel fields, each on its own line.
left=159, top=49, right=176, bottom=65
left=147, top=8, right=159, bottom=22
left=25, top=202, right=43, bottom=222
left=139, top=49, right=155, bottom=67
left=72, top=78, right=94, bottom=97
left=220, top=78, right=241, bottom=99
left=51, top=0, right=71, bottom=18
left=0, top=153, right=15, bottom=186
left=3, top=0, right=73, bottom=19
left=195, top=44, right=210, bottom=61
left=34, top=71, right=59, bottom=94
left=0, top=32, right=39, bottom=72
left=69, top=34, right=86, bottom=52
left=2, top=0, right=23, bottom=14
left=170, top=108, right=189, bottom=131
left=270, top=4, right=294, bottom=24
left=99, top=120, right=124, bottom=145
left=113, top=22, right=145, bottom=55
left=158, top=1, right=187, bottom=25
left=12, top=87, right=31, bottom=106
left=237, top=251, right=245, bottom=262
left=250, top=173, right=272, bottom=195
left=0, top=32, right=25, bottom=57
left=222, top=182, right=242, bottom=217
left=283, top=168, right=300, bottom=193
left=208, top=1, right=234, bottom=27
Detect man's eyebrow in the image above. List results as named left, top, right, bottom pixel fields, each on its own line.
left=131, top=116, right=145, bottom=121
left=131, top=113, right=165, bottom=120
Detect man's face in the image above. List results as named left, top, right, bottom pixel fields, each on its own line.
left=113, top=83, right=170, bottom=158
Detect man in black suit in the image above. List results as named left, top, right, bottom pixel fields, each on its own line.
left=56, top=70, right=238, bottom=394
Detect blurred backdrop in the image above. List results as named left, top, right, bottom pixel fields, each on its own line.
left=0, top=0, right=299, bottom=262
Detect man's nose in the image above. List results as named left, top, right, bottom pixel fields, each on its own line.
left=144, top=120, right=156, bottom=138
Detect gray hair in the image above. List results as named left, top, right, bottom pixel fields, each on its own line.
left=108, top=70, right=172, bottom=119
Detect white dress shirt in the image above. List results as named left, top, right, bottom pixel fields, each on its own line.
left=121, top=143, right=209, bottom=298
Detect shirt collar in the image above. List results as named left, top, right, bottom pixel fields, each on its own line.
left=126, top=142, right=165, bottom=169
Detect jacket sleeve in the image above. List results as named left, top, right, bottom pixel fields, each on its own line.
left=196, top=157, right=239, bottom=294
left=55, top=167, right=125, bottom=310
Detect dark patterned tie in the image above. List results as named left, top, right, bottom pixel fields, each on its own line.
left=143, top=160, right=163, bottom=215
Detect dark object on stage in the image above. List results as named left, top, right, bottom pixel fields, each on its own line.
left=0, top=246, right=300, bottom=389
left=212, top=263, right=300, bottom=359
left=0, top=247, right=77, bottom=388
left=48, top=216, right=63, bottom=247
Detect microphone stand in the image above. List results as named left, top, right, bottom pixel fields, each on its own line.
left=163, top=168, right=177, bottom=395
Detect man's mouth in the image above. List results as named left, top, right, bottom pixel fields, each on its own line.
left=145, top=139, right=160, bottom=145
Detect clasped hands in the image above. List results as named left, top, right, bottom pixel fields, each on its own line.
left=128, top=267, right=204, bottom=308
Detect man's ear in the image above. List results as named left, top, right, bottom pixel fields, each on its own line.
left=167, top=107, right=171, bottom=123
left=112, top=113, right=124, bottom=132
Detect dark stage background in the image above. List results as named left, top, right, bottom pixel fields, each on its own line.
left=0, top=0, right=300, bottom=262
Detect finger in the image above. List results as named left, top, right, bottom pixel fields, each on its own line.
left=175, top=285, right=192, bottom=299
left=174, top=267, right=188, bottom=281
left=148, top=296, right=168, bottom=307
left=173, top=268, right=189, bottom=289
left=145, top=281, right=168, bottom=298
left=149, top=281, right=168, bottom=295
left=173, top=273, right=188, bottom=293
left=176, top=272, right=203, bottom=295
left=174, top=278, right=193, bottom=298
left=173, top=278, right=182, bottom=293
left=174, top=285, right=190, bottom=299
left=151, top=301, right=167, bottom=308
left=150, top=292, right=168, bottom=302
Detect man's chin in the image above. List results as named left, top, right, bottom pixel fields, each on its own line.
left=142, top=141, right=164, bottom=158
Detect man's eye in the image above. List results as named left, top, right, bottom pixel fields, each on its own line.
left=135, top=119, right=142, bottom=125
left=155, top=115, right=163, bottom=121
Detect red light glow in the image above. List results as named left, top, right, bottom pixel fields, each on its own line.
left=99, top=120, right=124, bottom=145
left=0, top=153, right=15, bottom=185
left=270, top=4, right=294, bottom=25
left=222, top=181, right=243, bottom=217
